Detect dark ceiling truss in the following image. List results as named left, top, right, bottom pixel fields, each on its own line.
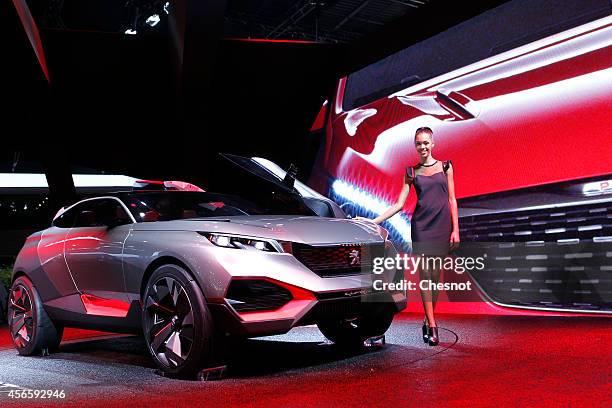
left=225, top=0, right=431, bottom=43
left=389, top=0, right=424, bottom=7
left=332, top=0, right=374, bottom=32
left=265, top=1, right=319, bottom=39
left=224, top=15, right=359, bottom=43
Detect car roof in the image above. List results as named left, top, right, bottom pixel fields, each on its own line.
left=52, top=190, right=228, bottom=220
left=108, top=190, right=216, bottom=197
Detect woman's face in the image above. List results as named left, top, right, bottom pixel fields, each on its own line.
left=414, top=132, right=434, bottom=159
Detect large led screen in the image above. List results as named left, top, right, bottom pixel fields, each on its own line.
left=309, top=1, right=612, bottom=312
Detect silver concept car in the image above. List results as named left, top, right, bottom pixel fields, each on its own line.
left=8, top=188, right=406, bottom=377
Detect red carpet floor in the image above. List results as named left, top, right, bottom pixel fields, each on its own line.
left=1, top=312, right=610, bottom=407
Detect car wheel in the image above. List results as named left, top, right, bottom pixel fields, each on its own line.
left=142, top=264, right=215, bottom=378
left=8, top=276, right=64, bottom=355
left=317, top=304, right=395, bottom=347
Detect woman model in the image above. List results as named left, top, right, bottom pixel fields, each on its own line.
left=368, top=126, right=459, bottom=346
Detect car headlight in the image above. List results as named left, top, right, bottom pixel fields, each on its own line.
left=200, top=233, right=282, bottom=252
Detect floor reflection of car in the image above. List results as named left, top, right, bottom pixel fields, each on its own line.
left=8, top=189, right=405, bottom=377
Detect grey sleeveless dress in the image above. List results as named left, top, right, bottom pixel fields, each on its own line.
left=407, top=160, right=453, bottom=256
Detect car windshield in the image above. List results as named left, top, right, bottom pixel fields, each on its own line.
left=121, top=191, right=314, bottom=222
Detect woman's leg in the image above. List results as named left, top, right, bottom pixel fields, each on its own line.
left=419, top=265, right=436, bottom=328
left=420, top=257, right=443, bottom=327
left=430, top=266, right=442, bottom=317
left=421, top=262, right=443, bottom=345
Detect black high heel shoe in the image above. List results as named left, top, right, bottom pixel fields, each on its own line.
left=422, top=322, right=429, bottom=344
left=427, top=326, right=439, bottom=346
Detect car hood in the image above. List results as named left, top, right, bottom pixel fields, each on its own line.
left=132, top=215, right=386, bottom=245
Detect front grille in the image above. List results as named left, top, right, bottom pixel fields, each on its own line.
left=459, top=199, right=612, bottom=312
left=225, top=280, right=292, bottom=312
left=292, top=243, right=384, bottom=277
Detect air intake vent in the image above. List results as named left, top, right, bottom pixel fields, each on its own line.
left=225, top=280, right=292, bottom=312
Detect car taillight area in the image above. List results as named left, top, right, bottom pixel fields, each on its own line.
left=291, top=243, right=384, bottom=277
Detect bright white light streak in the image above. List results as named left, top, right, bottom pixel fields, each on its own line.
left=331, top=179, right=411, bottom=241
left=435, top=24, right=612, bottom=95
left=0, top=173, right=138, bottom=188
left=388, top=15, right=612, bottom=99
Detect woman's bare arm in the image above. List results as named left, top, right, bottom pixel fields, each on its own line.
left=446, top=163, right=460, bottom=249
left=373, top=178, right=411, bottom=225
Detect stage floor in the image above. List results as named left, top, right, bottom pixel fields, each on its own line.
left=0, top=313, right=610, bottom=407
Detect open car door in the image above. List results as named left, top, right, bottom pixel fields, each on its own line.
left=215, top=153, right=346, bottom=218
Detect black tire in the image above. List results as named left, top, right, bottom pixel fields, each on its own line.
left=317, top=304, right=395, bottom=347
left=8, top=276, right=64, bottom=356
left=142, top=264, right=216, bottom=378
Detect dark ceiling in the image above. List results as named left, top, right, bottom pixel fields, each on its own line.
left=224, top=0, right=431, bottom=43
left=8, top=0, right=520, bottom=208
left=27, top=0, right=432, bottom=43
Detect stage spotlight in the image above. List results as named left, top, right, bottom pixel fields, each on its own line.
left=145, top=14, right=160, bottom=27
left=163, top=2, right=170, bottom=14
left=124, top=28, right=137, bottom=35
